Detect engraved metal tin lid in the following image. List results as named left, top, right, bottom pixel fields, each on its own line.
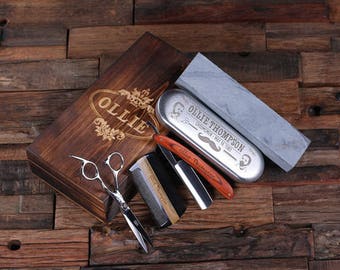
left=156, top=89, right=265, bottom=183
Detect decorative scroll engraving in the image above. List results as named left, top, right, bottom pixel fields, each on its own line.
left=93, top=117, right=125, bottom=141
left=118, top=88, right=154, bottom=114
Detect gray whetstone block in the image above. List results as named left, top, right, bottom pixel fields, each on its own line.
left=175, top=53, right=310, bottom=172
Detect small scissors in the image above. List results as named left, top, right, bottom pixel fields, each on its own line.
left=70, top=152, right=152, bottom=253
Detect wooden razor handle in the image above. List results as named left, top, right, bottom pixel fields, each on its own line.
left=153, top=134, right=234, bottom=200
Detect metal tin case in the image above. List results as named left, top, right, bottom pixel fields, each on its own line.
left=156, top=89, right=265, bottom=183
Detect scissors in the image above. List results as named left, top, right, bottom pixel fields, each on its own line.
left=70, top=152, right=152, bottom=253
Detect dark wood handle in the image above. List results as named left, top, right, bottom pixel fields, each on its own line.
left=153, top=134, right=234, bottom=200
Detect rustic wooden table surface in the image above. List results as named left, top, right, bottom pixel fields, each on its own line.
left=0, top=1, right=340, bottom=269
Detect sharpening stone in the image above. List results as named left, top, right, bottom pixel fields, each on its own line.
left=175, top=53, right=310, bottom=172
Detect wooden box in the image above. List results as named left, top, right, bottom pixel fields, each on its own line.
left=27, top=33, right=189, bottom=222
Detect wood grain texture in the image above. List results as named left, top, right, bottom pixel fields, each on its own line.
left=135, top=0, right=328, bottom=24
left=0, top=144, right=28, bottom=160
left=3, top=267, right=80, bottom=270
left=331, top=36, right=340, bottom=51
left=292, top=114, right=340, bottom=129
left=55, top=194, right=99, bottom=229
left=310, top=260, right=340, bottom=270
left=0, top=194, right=54, bottom=229
left=0, top=46, right=66, bottom=62
left=299, top=149, right=340, bottom=167
left=243, top=81, right=300, bottom=115
left=0, top=0, right=132, bottom=27
left=0, top=90, right=84, bottom=144
left=90, top=224, right=313, bottom=265
left=274, top=184, right=340, bottom=224
left=0, top=160, right=51, bottom=195
left=329, top=0, right=340, bottom=22
left=301, top=52, right=340, bottom=85
left=99, top=54, right=120, bottom=76
left=314, top=224, right=340, bottom=259
left=300, top=87, right=340, bottom=116
left=266, top=23, right=340, bottom=51
left=83, top=258, right=308, bottom=270
left=301, top=129, right=339, bottom=150
left=0, top=229, right=89, bottom=267
left=198, top=52, right=300, bottom=82
left=68, top=24, right=266, bottom=58
left=1, top=25, right=67, bottom=46
left=0, top=59, right=98, bottom=91
left=173, top=186, right=273, bottom=229
left=255, top=164, right=340, bottom=186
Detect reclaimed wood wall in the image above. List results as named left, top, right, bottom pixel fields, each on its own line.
left=0, top=0, right=339, bottom=269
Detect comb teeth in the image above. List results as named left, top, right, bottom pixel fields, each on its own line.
left=129, top=152, right=186, bottom=228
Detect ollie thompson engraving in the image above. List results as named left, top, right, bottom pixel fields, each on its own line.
left=187, top=105, right=245, bottom=153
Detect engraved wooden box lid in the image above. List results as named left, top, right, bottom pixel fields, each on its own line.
left=27, top=33, right=189, bottom=222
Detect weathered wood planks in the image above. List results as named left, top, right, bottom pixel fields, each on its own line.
left=173, top=186, right=273, bottom=230
left=90, top=224, right=313, bottom=265
left=331, top=36, right=340, bottom=51
left=243, top=81, right=300, bottom=115
left=0, top=160, right=51, bottom=195
left=301, top=129, right=338, bottom=150
left=0, top=0, right=132, bottom=47
left=256, top=164, right=340, bottom=186
left=68, top=24, right=266, bottom=58
left=310, top=259, right=340, bottom=270
left=198, top=52, right=300, bottom=82
left=0, top=0, right=132, bottom=27
left=314, top=224, right=340, bottom=259
left=0, top=46, right=66, bottom=62
left=0, top=144, right=28, bottom=160
left=135, top=0, right=328, bottom=24
left=83, top=258, right=308, bottom=270
left=274, top=184, right=340, bottom=224
left=0, top=59, right=98, bottom=91
left=55, top=194, right=99, bottom=229
left=1, top=25, right=67, bottom=47
left=301, top=52, right=340, bottom=85
left=0, top=194, right=54, bottom=229
left=0, top=160, right=53, bottom=230
left=0, top=90, right=84, bottom=144
left=0, top=229, right=89, bottom=267
left=329, top=0, right=340, bottom=22
left=300, top=87, right=340, bottom=116
left=266, top=23, right=340, bottom=51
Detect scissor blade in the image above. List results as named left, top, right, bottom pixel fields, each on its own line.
left=122, top=209, right=152, bottom=253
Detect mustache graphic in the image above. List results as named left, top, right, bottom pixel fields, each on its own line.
left=198, top=133, right=221, bottom=152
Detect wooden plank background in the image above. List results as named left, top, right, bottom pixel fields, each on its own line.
left=0, top=0, right=339, bottom=269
